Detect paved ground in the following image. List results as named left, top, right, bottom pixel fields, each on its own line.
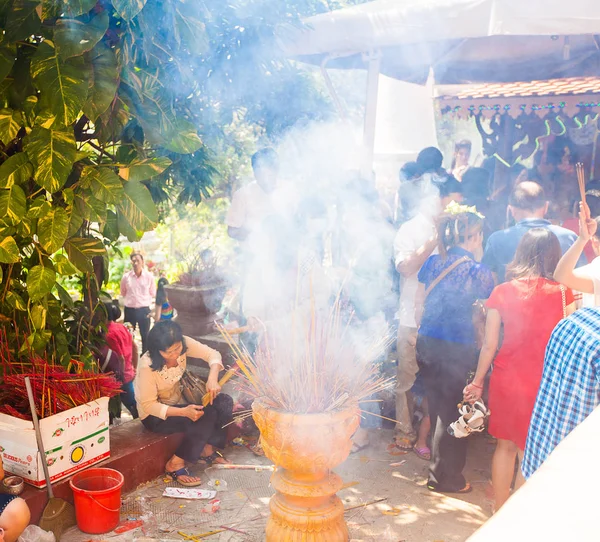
left=60, top=426, right=494, bottom=542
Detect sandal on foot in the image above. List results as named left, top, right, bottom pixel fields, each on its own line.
left=165, top=467, right=202, bottom=487
left=393, top=434, right=416, bottom=451
left=199, top=450, right=228, bottom=466
left=413, top=446, right=431, bottom=461
left=427, top=481, right=472, bottom=494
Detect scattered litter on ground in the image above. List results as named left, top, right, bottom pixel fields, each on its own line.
left=114, top=519, right=144, bottom=533
left=163, top=488, right=217, bottom=500
left=201, top=498, right=221, bottom=514
left=389, top=460, right=407, bottom=467
left=207, top=479, right=228, bottom=491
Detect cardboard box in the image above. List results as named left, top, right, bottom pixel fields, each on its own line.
left=0, top=397, right=110, bottom=488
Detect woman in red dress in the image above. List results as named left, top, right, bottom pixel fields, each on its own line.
left=464, top=228, right=575, bottom=511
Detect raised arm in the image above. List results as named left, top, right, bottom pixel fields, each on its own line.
left=554, top=206, right=597, bottom=294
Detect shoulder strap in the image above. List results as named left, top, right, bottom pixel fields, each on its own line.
left=559, top=284, right=567, bottom=319
left=101, top=348, right=113, bottom=372
left=424, top=256, right=470, bottom=300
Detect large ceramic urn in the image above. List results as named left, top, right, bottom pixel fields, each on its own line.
left=252, top=399, right=360, bottom=542
left=164, top=282, right=227, bottom=337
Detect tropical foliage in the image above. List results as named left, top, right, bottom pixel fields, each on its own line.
left=0, top=0, right=364, bottom=365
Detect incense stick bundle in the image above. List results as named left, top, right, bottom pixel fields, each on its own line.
left=576, top=162, right=587, bottom=212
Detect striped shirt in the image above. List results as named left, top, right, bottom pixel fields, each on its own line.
left=522, top=308, right=600, bottom=478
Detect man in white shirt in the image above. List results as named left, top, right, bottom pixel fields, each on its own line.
left=392, top=177, right=462, bottom=451
left=226, top=148, right=279, bottom=242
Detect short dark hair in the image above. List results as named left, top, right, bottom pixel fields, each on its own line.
left=416, top=147, right=443, bottom=173
left=251, top=147, right=278, bottom=171
left=506, top=228, right=561, bottom=281
left=509, top=181, right=546, bottom=211
left=130, top=252, right=144, bottom=262
left=147, top=320, right=187, bottom=370
left=156, top=277, right=169, bottom=306
left=438, top=175, right=462, bottom=198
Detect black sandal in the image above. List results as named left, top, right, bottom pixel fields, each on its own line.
left=199, top=450, right=227, bottom=465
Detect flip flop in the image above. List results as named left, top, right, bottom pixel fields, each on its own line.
left=199, top=450, right=228, bottom=466
left=413, top=446, right=431, bottom=461
left=427, top=481, right=472, bottom=494
left=165, top=467, right=202, bottom=487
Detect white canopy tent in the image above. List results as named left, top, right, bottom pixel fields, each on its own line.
left=280, top=0, right=600, bottom=172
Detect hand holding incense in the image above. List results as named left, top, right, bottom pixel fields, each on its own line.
left=576, top=162, right=588, bottom=217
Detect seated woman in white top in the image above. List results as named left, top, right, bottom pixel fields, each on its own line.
left=134, top=321, right=232, bottom=487
left=554, top=205, right=600, bottom=306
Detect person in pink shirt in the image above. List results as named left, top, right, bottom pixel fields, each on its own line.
left=120, top=252, right=156, bottom=352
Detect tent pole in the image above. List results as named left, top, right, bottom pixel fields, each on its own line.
left=361, top=51, right=381, bottom=178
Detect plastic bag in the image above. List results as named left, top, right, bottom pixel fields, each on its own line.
left=18, top=525, right=56, bottom=542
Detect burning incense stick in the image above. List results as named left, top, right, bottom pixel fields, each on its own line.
left=576, top=162, right=587, bottom=214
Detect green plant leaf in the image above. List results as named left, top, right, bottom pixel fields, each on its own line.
left=81, top=166, right=124, bottom=203
left=53, top=253, right=79, bottom=275
left=0, top=46, right=16, bottom=86
left=38, top=208, right=69, bottom=254
left=5, top=290, right=26, bottom=311
left=0, top=153, right=34, bottom=188
left=162, top=118, right=203, bottom=154
left=0, top=109, right=23, bottom=145
left=5, top=0, right=40, bottom=43
left=41, top=0, right=96, bottom=19
left=26, top=265, right=56, bottom=301
left=173, top=1, right=208, bottom=55
left=29, top=198, right=52, bottom=219
left=31, top=41, right=90, bottom=128
left=29, top=303, right=47, bottom=330
left=83, top=41, right=119, bottom=122
left=103, top=209, right=119, bottom=241
left=111, top=0, right=147, bottom=21
left=116, top=180, right=158, bottom=232
left=67, top=201, right=84, bottom=236
left=64, top=236, right=105, bottom=273
left=0, top=236, right=19, bottom=263
left=55, top=11, right=109, bottom=59
left=119, top=156, right=172, bottom=182
left=54, top=281, right=74, bottom=308
left=16, top=215, right=34, bottom=237
left=0, top=184, right=26, bottom=225
left=25, top=126, right=77, bottom=193
left=117, top=209, right=141, bottom=241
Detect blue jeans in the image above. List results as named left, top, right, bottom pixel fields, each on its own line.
left=121, top=380, right=139, bottom=419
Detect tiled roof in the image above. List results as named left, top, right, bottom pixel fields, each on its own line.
left=440, top=77, right=600, bottom=100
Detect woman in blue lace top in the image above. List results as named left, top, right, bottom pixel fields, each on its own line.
left=415, top=208, right=494, bottom=494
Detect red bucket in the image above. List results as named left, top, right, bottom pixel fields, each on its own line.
left=69, top=468, right=124, bottom=534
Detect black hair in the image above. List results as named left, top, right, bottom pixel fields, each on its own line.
left=130, top=252, right=144, bottom=262
left=585, top=191, right=600, bottom=219
left=462, top=167, right=491, bottom=203
left=399, top=161, right=421, bottom=182
left=156, top=277, right=169, bottom=306
left=438, top=175, right=463, bottom=198
left=251, top=147, right=278, bottom=171
left=108, top=301, right=121, bottom=322
left=147, top=320, right=187, bottom=370
left=416, top=147, right=443, bottom=173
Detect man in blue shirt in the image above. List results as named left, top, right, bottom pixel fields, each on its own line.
left=482, top=182, right=584, bottom=283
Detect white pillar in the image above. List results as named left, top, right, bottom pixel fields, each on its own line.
left=361, top=52, right=381, bottom=179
